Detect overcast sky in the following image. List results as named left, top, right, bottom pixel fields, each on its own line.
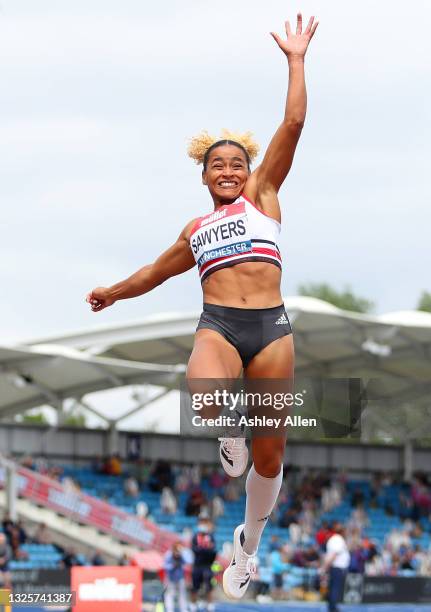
left=1, top=0, right=430, bottom=347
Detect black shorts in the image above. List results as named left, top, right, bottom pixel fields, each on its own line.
left=196, top=303, right=292, bottom=368
left=191, top=566, right=213, bottom=593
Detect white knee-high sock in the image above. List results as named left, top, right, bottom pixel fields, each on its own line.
left=242, top=463, right=283, bottom=554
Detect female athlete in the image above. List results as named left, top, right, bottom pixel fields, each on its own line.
left=86, top=13, right=318, bottom=599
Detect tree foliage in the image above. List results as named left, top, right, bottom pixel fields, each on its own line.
left=298, top=282, right=374, bottom=313
left=64, top=413, right=87, bottom=427
left=22, top=411, right=48, bottom=425
left=417, top=291, right=431, bottom=313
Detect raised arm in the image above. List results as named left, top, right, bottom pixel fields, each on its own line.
left=86, top=219, right=197, bottom=312
left=252, top=14, right=318, bottom=202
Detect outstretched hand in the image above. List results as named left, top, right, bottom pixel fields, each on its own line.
left=270, top=13, right=318, bottom=59
left=86, top=287, right=116, bottom=312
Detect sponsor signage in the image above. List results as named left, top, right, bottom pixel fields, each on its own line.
left=72, top=566, right=141, bottom=612
left=0, top=466, right=176, bottom=551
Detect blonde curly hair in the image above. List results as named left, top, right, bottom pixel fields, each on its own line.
left=187, top=129, right=260, bottom=168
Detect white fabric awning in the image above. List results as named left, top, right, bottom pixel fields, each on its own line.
left=2, top=296, right=430, bottom=419
left=0, top=344, right=184, bottom=420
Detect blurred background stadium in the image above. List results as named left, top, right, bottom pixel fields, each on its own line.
left=1, top=296, right=431, bottom=611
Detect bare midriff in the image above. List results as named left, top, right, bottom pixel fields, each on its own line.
left=201, top=261, right=283, bottom=308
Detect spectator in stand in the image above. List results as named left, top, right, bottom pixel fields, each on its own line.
left=62, top=548, right=83, bottom=567
left=149, top=460, right=173, bottom=492
left=316, top=521, right=332, bottom=552
left=2, top=514, right=15, bottom=544
left=20, top=455, right=36, bottom=470
left=0, top=533, right=12, bottom=589
left=131, top=458, right=151, bottom=487
left=34, top=522, right=51, bottom=545
left=107, top=454, right=122, bottom=476
left=269, top=535, right=280, bottom=552
left=303, top=545, right=320, bottom=568
left=289, top=520, right=302, bottom=546
left=209, top=469, right=227, bottom=491
left=174, top=467, right=191, bottom=493
left=399, top=547, right=415, bottom=571
left=163, top=542, right=189, bottom=612
left=119, top=553, right=131, bottom=566
left=418, top=549, right=431, bottom=576
left=161, top=487, right=177, bottom=515
left=62, top=476, right=80, bottom=493
left=210, top=495, right=224, bottom=520
left=15, top=520, right=28, bottom=546
left=190, top=514, right=217, bottom=612
left=185, top=488, right=206, bottom=517
left=270, top=544, right=290, bottom=600
left=9, top=526, right=28, bottom=561
left=348, top=503, right=369, bottom=532
left=91, top=550, right=105, bottom=566
left=124, top=476, right=139, bottom=498
left=91, top=455, right=105, bottom=474
left=351, top=487, right=365, bottom=508
left=348, top=542, right=367, bottom=574
left=136, top=501, right=149, bottom=518
left=386, top=526, right=411, bottom=554
left=224, top=478, right=240, bottom=502
left=321, top=521, right=350, bottom=612
left=299, top=500, right=316, bottom=538
left=411, top=521, right=423, bottom=539
left=321, top=480, right=342, bottom=513
left=2, top=514, right=27, bottom=560
left=370, top=472, right=383, bottom=504
left=279, top=505, right=299, bottom=529
left=190, top=465, right=202, bottom=487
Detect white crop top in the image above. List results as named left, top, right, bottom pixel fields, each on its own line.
left=189, top=194, right=281, bottom=282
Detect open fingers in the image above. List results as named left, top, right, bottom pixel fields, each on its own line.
left=296, top=12, right=302, bottom=35
left=270, top=31, right=282, bottom=47
left=284, top=20, right=292, bottom=37
left=305, top=16, right=315, bottom=34
left=310, top=21, right=319, bottom=39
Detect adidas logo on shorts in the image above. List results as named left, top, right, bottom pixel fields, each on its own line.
left=275, top=313, right=288, bottom=325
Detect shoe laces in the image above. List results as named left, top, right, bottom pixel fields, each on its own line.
left=218, top=437, right=245, bottom=459
left=233, top=550, right=257, bottom=584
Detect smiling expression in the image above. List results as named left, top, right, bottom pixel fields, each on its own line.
left=202, top=144, right=250, bottom=205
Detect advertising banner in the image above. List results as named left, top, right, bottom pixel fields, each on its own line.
left=71, top=566, right=142, bottom=612
left=0, top=465, right=176, bottom=551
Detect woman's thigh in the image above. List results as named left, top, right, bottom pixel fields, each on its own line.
left=187, top=329, right=243, bottom=378
left=186, top=329, right=243, bottom=419
left=244, top=334, right=294, bottom=379
left=244, top=334, right=295, bottom=476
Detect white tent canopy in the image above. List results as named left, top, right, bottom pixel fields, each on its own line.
left=1, top=296, right=430, bottom=429
left=27, top=295, right=431, bottom=380
left=0, top=344, right=184, bottom=421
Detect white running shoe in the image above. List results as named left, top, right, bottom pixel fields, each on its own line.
left=218, top=437, right=248, bottom=477
left=223, top=524, right=257, bottom=600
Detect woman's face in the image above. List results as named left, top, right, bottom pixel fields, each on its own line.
left=202, top=144, right=250, bottom=203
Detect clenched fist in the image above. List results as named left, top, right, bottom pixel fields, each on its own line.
left=86, top=287, right=116, bottom=312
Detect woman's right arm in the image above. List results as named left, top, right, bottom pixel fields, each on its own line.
left=86, top=219, right=197, bottom=312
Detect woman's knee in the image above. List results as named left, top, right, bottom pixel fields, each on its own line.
left=252, top=438, right=285, bottom=478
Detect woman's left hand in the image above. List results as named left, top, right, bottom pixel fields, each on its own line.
left=270, top=13, right=318, bottom=59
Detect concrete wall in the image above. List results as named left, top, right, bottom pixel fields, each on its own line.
left=0, top=423, right=429, bottom=474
